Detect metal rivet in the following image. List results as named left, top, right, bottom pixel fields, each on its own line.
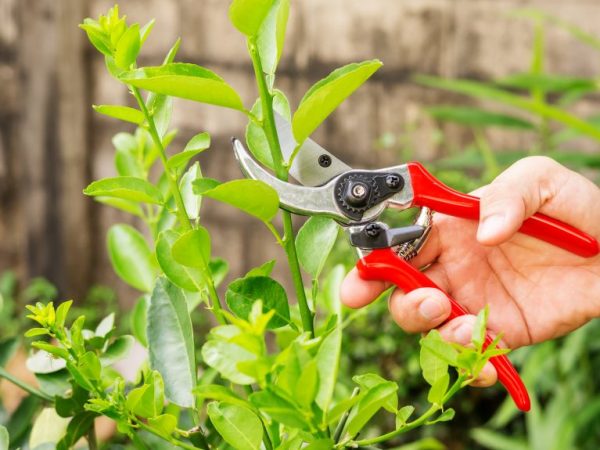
left=318, top=154, right=332, bottom=167
left=385, top=174, right=402, bottom=189
left=365, top=223, right=381, bottom=237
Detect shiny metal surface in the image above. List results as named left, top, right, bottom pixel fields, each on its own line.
left=274, top=112, right=350, bottom=186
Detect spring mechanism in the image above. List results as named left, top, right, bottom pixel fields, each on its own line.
left=395, top=207, right=433, bottom=261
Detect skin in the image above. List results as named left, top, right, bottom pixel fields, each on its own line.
left=341, top=156, right=600, bottom=386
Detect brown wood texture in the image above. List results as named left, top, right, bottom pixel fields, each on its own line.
left=1, top=0, right=599, bottom=303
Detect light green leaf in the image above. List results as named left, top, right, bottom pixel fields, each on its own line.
left=115, top=23, right=141, bottom=69
left=201, top=339, right=256, bottom=385
left=93, top=104, right=145, bottom=124
left=497, top=73, right=597, bottom=93
left=121, top=63, right=244, bottom=111
left=395, top=405, right=415, bottom=428
left=249, top=390, right=311, bottom=429
left=426, top=106, right=534, bottom=130
left=0, top=425, right=8, bottom=450
left=295, top=359, right=318, bottom=408
left=229, top=0, right=276, bottom=36
left=209, top=258, right=229, bottom=287
left=156, top=230, right=205, bottom=292
left=101, top=335, right=135, bottom=365
left=207, top=402, right=263, bottom=450
left=420, top=330, right=459, bottom=366
left=353, top=373, right=397, bottom=413
left=246, top=260, right=275, bottom=277
left=472, top=306, right=489, bottom=352
left=470, top=428, right=529, bottom=450
left=167, top=150, right=204, bottom=172
left=292, top=60, right=382, bottom=143
left=126, top=371, right=164, bottom=418
left=194, top=179, right=279, bottom=223
left=107, top=224, right=157, bottom=292
left=193, top=177, right=221, bottom=193
left=29, top=408, right=69, bottom=449
left=131, top=295, right=149, bottom=347
left=322, top=264, right=345, bottom=318
left=257, top=0, right=290, bottom=75
left=148, top=414, right=178, bottom=438
left=184, top=132, right=211, bottom=152
left=55, top=300, right=72, bottom=328
left=171, top=227, right=211, bottom=268
left=304, top=440, right=335, bottom=450
left=427, top=373, right=449, bottom=406
left=226, top=276, right=289, bottom=328
left=96, top=197, right=144, bottom=217
left=95, top=313, right=115, bottom=337
left=315, top=327, right=341, bottom=411
left=195, top=384, right=254, bottom=410
left=84, top=176, right=163, bottom=205
left=347, top=381, right=398, bottom=437
left=78, top=351, right=101, bottom=381
left=296, top=216, right=338, bottom=278
left=147, top=278, right=196, bottom=407
left=420, top=331, right=450, bottom=385
left=180, top=162, right=202, bottom=220
left=140, top=19, right=155, bottom=44
left=246, top=90, right=290, bottom=170
left=426, top=408, right=455, bottom=425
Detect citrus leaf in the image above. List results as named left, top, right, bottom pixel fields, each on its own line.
left=93, top=105, right=145, bottom=124
left=207, top=402, right=262, bottom=450
left=296, top=216, right=338, bottom=278
left=229, top=0, right=276, bottom=36
left=84, top=177, right=163, bottom=205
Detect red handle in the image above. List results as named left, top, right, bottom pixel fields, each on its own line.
left=408, top=162, right=599, bottom=258
left=357, top=248, right=531, bottom=412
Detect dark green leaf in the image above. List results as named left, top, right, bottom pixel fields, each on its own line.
left=426, top=106, right=534, bottom=130
left=84, top=176, right=163, bottom=204
left=296, top=216, right=338, bottom=278
left=226, top=276, right=290, bottom=328
left=207, top=402, right=263, bottom=450
left=156, top=230, right=205, bottom=291
left=101, top=335, right=135, bottom=365
left=6, top=396, right=40, bottom=446
left=229, top=0, right=276, bottom=36
left=148, top=278, right=196, bottom=407
left=293, top=60, right=382, bottom=143
left=131, top=295, right=149, bottom=347
left=121, top=63, right=244, bottom=111
left=55, top=381, right=88, bottom=417
left=148, top=414, right=178, bottom=438
left=56, top=411, right=97, bottom=450
left=249, top=390, right=311, bottom=430
left=107, top=224, right=158, bottom=292
left=93, top=104, right=145, bottom=124
left=195, top=179, right=279, bottom=223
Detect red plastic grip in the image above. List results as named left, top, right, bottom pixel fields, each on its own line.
left=357, top=248, right=531, bottom=412
left=407, top=162, right=599, bottom=258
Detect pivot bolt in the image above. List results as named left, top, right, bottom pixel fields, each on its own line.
left=365, top=223, right=381, bottom=237
left=351, top=184, right=367, bottom=199
left=385, top=174, right=403, bottom=190
left=318, top=154, right=332, bottom=168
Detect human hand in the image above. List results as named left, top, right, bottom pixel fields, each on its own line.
left=341, top=156, right=600, bottom=386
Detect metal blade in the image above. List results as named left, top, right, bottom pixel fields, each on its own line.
left=274, top=112, right=351, bottom=186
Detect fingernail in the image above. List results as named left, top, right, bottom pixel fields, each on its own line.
left=478, top=214, right=506, bottom=242
left=418, top=297, right=444, bottom=321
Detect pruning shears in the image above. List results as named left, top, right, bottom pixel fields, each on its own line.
left=231, top=114, right=600, bottom=412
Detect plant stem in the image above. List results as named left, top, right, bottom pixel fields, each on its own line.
left=333, top=387, right=359, bottom=443
left=131, top=86, right=191, bottom=232
left=349, top=375, right=468, bottom=447
left=131, top=86, right=226, bottom=323
left=87, top=423, right=98, bottom=450
left=0, top=366, right=52, bottom=401
left=247, top=38, right=314, bottom=337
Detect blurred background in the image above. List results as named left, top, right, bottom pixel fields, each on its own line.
left=2, top=1, right=600, bottom=448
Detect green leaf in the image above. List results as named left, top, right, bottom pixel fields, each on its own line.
left=127, top=371, right=164, bottom=418
left=147, top=278, right=196, bottom=407
left=172, top=227, right=211, bottom=268
left=140, top=19, right=155, bottom=44
left=195, top=384, right=254, bottom=410
left=131, top=295, right=149, bottom=347
left=346, top=381, right=398, bottom=437
left=207, top=402, right=263, bottom=450
left=184, top=132, right=211, bottom=152
left=496, top=73, right=597, bottom=93
left=84, top=176, right=163, bottom=204
left=93, top=104, right=145, bottom=124
left=296, top=216, right=338, bottom=278
left=472, top=306, right=489, bottom=352
left=121, top=63, right=244, bottom=111
left=315, top=327, right=341, bottom=411
left=426, top=106, right=534, bottom=130
left=193, top=177, right=221, bottom=194
left=55, top=300, right=73, bottom=328
left=107, top=224, right=157, bottom=292
left=167, top=150, right=204, bottom=172
left=24, top=328, right=49, bottom=338
left=6, top=396, right=40, bottom=445
left=156, top=230, right=205, bottom=292
left=353, top=373, right=397, bottom=413
left=257, top=0, right=290, bottom=75
left=420, top=331, right=450, bottom=385
left=229, top=0, right=276, bottom=36
left=427, top=373, right=449, bottom=406
left=249, top=390, right=311, bottom=429
left=295, top=359, right=318, bottom=408
left=246, top=90, right=290, bottom=170
left=420, top=330, right=459, bottom=366
left=426, top=408, right=455, bottom=425
left=292, top=60, right=382, bottom=143
left=56, top=411, right=96, bottom=450
left=54, top=381, right=88, bottom=417
left=180, top=162, right=202, bottom=220
left=96, top=197, right=144, bottom=217
left=246, top=260, right=275, bottom=277
left=194, top=179, right=279, bottom=223
left=395, top=405, right=415, bottom=428
left=95, top=313, right=115, bottom=337
left=470, top=428, right=529, bottom=450
left=209, top=258, right=229, bottom=287
left=101, top=335, right=135, bottom=365
left=80, top=22, right=112, bottom=57
left=115, top=23, right=141, bottom=69
left=226, top=276, right=290, bottom=328
left=29, top=408, right=70, bottom=449
left=148, top=414, right=178, bottom=438
left=78, top=351, right=101, bottom=381
left=304, top=440, right=335, bottom=450
left=201, top=338, right=256, bottom=385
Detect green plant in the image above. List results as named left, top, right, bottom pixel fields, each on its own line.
left=0, top=3, right=509, bottom=449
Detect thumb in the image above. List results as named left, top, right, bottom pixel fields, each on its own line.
left=477, top=156, right=567, bottom=245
